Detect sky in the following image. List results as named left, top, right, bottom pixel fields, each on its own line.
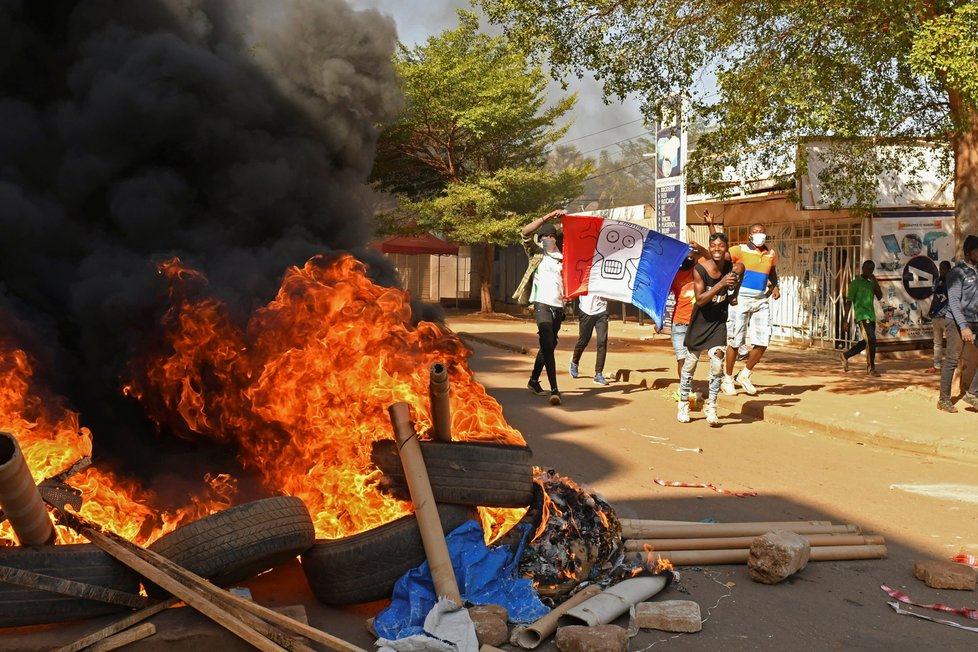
left=349, top=0, right=650, bottom=160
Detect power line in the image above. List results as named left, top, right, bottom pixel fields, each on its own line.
left=584, top=158, right=656, bottom=180
left=580, top=130, right=654, bottom=155
left=558, top=118, right=645, bottom=144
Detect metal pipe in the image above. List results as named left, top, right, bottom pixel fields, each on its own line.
left=428, top=362, right=452, bottom=442
left=0, top=431, right=56, bottom=545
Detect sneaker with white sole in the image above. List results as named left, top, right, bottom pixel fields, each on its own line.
left=593, top=372, right=608, bottom=385
left=736, top=368, right=757, bottom=395
left=720, top=375, right=737, bottom=396
left=549, top=390, right=561, bottom=406
left=527, top=380, right=547, bottom=396
left=704, top=402, right=719, bottom=426
left=568, top=361, right=579, bottom=378
left=677, top=401, right=690, bottom=423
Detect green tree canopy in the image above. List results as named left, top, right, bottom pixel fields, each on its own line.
left=371, top=11, right=590, bottom=311
left=477, top=0, right=978, bottom=245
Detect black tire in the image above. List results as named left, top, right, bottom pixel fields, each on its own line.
left=370, top=441, right=534, bottom=507
left=301, top=503, right=476, bottom=605
left=146, top=496, right=314, bottom=596
left=0, top=544, right=140, bottom=627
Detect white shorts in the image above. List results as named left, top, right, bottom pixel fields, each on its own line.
left=727, top=296, right=771, bottom=348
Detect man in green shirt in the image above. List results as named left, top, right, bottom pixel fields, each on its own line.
left=840, top=260, right=883, bottom=376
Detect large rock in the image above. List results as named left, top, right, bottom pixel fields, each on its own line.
left=914, top=560, right=976, bottom=590
left=633, top=600, right=702, bottom=632
left=555, top=624, right=628, bottom=652
left=748, top=530, right=811, bottom=584
left=468, top=605, right=509, bottom=646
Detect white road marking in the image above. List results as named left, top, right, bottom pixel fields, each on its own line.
left=890, top=483, right=978, bottom=504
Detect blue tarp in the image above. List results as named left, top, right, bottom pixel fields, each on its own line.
left=373, top=520, right=549, bottom=640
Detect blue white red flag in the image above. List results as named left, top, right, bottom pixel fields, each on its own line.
left=561, top=214, right=690, bottom=328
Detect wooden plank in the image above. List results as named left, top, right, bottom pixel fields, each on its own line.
left=78, top=527, right=288, bottom=652
left=87, top=623, right=156, bottom=652
left=0, top=563, right=149, bottom=609
left=52, top=598, right=178, bottom=652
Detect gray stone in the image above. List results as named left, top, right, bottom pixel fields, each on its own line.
left=914, top=559, right=976, bottom=590
left=555, top=624, right=628, bottom=652
left=468, top=605, right=509, bottom=647
left=633, top=600, right=702, bottom=633
left=748, top=530, right=811, bottom=584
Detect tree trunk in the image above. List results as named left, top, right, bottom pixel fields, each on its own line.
left=949, top=91, right=978, bottom=394
left=949, top=90, right=978, bottom=253
left=480, top=242, right=495, bottom=314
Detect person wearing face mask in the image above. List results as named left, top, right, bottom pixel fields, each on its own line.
left=721, top=223, right=780, bottom=396
left=514, top=210, right=565, bottom=405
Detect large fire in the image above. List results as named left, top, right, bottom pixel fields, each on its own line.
left=1, top=254, right=525, bottom=545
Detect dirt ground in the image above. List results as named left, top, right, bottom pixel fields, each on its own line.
left=2, top=311, right=977, bottom=651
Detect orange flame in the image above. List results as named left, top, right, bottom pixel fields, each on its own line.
left=3, top=254, right=526, bottom=544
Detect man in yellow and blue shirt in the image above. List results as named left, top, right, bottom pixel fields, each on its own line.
left=722, top=223, right=780, bottom=396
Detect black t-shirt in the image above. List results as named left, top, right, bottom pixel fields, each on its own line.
left=683, top=261, right=732, bottom=352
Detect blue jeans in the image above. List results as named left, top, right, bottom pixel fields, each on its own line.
left=671, top=323, right=689, bottom=361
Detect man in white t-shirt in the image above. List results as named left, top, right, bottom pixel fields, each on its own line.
left=518, top=210, right=565, bottom=405
left=569, top=293, right=610, bottom=385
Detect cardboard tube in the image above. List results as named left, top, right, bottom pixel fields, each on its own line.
left=428, top=363, right=452, bottom=442
left=625, top=534, right=885, bottom=552
left=514, top=585, right=602, bottom=649
left=557, top=575, right=668, bottom=628
left=388, top=403, right=462, bottom=606
left=622, top=522, right=858, bottom=540
left=619, top=519, right=834, bottom=539
left=627, top=544, right=887, bottom=566
left=0, top=431, right=55, bottom=545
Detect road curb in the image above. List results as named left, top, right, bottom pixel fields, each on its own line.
left=457, top=332, right=529, bottom=355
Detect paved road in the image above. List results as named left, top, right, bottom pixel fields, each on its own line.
left=460, top=320, right=978, bottom=651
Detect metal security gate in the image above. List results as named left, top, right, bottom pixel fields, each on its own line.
left=726, top=219, right=864, bottom=350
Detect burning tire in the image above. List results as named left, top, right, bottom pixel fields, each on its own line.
left=371, top=441, right=534, bottom=507
left=301, top=503, right=475, bottom=605
left=146, top=496, right=314, bottom=596
left=0, top=544, right=141, bottom=627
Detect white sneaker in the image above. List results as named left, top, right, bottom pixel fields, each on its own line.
left=736, top=368, right=757, bottom=395
left=720, top=375, right=737, bottom=396
left=705, top=402, right=719, bottom=426
left=677, top=401, right=690, bottom=423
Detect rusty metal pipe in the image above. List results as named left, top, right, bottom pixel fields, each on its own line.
left=428, top=362, right=452, bottom=442
left=0, top=431, right=56, bottom=545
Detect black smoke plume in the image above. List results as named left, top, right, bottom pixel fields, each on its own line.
left=0, top=0, right=406, bottom=486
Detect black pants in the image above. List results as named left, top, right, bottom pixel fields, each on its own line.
left=843, top=320, right=877, bottom=369
left=572, top=311, right=608, bottom=374
left=531, top=304, right=564, bottom=391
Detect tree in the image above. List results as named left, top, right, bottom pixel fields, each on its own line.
left=371, top=11, right=590, bottom=312
left=476, top=0, right=978, bottom=250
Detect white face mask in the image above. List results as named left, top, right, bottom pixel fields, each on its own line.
left=750, top=233, right=767, bottom=247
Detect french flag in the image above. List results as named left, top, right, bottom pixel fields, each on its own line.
left=562, top=215, right=690, bottom=328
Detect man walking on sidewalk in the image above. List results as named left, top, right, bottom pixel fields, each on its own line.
left=938, top=235, right=978, bottom=413
left=722, top=223, right=780, bottom=396
left=514, top=210, right=565, bottom=406
left=569, top=293, right=610, bottom=385
left=839, top=260, right=883, bottom=376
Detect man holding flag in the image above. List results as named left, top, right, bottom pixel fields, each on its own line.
left=514, top=210, right=566, bottom=406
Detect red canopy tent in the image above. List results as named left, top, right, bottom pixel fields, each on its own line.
left=372, top=232, right=459, bottom=255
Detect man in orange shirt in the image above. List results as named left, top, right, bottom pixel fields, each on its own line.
left=722, top=223, right=780, bottom=395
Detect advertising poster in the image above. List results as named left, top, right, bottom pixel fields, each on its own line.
left=655, top=98, right=687, bottom=331
left=871, top=211, right=955, bottom=342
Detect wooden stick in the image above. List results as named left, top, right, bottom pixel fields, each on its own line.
left=619, top=518, right=834, bottom=539
left=79, top=523, right=367, bottom=652
left=628, top=544, right=888, bottom=566
left=389, top=402, right=463, bottom=606
left=76, top=526, right=292, bottom=652
left=622, top=522, right=859, bottom=540
left=0, top=563, right=150, bottom=609
left=624, top=534, right=885, bottom=552
left=53, top=598, right=179, bottom=652
left=87, top=623, right=156, bottom=652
